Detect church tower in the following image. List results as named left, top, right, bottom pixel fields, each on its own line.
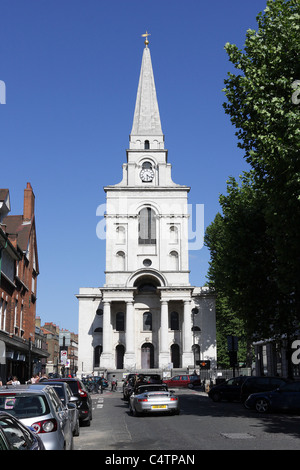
left=77, top=36, right=216, bottom=374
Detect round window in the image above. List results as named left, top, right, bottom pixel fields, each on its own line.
left=143, top=259, right=152, bottom=267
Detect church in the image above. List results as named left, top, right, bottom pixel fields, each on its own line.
left=77, top=36, right=216, bottom=376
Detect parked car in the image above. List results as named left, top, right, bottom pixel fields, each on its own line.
left=244, top=381, right=300, bottom=413
left=0, top=411, right=45, bottom=450
left=129, top=384, right=180, bottom=416
left=0, top=385, right=73, bottom=450
left=163, top=374, right=201, bottom=388
left=46, top=378, right=92, bottom=426
left=240, top=376, right=289, bottom=402
left=208, top=376, right=249, bottom=402
left=33, top=381, right=80, bottom=436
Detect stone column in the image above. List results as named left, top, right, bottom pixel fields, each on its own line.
left=159, top=300, right=169, bottom=367
left=182, top=300, right=193, bottom=367
left=100, top=301, right=113, bottom=368
left=124, top=301, right=136, bottom=368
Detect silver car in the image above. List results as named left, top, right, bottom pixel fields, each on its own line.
left=33, top=381, right=80, bottom=436
left=129, top=384, right=180, bottom=416
left=0, top=385, right=74, bottom=450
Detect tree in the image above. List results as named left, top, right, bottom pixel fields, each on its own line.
left=205, top=0, right=300, bottom=352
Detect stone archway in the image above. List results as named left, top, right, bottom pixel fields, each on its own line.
left=116, top=344, right=125, bottom=369
left=171, top=344, right=180, bottom=368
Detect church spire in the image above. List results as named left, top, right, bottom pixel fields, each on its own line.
left=130, top=34, right=163, bottom=139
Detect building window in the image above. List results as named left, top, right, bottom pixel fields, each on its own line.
left=170, top=311, right=179, bottom=331
left=143, top=258, right=152, bottom=267
left=170, top=251, right=179, bottom=270
left=144, top=140, right=150, bottom=149
left=116, top=312, right=125, bottom=331
left=170, top=225, right=178, bottom=243
left=116, top=251, right=125, bottom=270
left=116, top=226, right=125, bottom=244
left=139, top=207, right=156, bottom=244
left=143, top=312, right=152, bottom=331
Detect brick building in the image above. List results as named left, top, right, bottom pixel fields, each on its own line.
left=0, top=183, right=48, bottom=383
left=40, top=323, right=78, bottom=377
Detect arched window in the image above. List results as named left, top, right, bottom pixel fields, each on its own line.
left=94, top=345, right=102, bottom=368
left=170, top=225, right=178, bottom=243
left=116, top=226, right=125, bottom=244
left=143, top=311, right=152, bottom=331
left=116, top=251, right=125, bottom=270
left=94, top=327, right=103, bottom=333
left=138, top=207, right=156, bottom=245
left=142, top=161, right=152, bottom=170
left=116, top=312, right=125, bottom=331
left=144, top=140, right=150, bottom=149
left=170, top=251, right=179, bottom=270
left=170, top=311, right=179, bottom=330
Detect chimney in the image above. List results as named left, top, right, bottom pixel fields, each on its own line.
left=23, top=182, right=35, bottom=221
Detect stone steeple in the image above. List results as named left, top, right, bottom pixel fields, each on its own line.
left=130, top=40, right=163, bottom=147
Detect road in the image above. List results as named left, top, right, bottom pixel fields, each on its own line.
left=74, top=387, right=300, bottom=452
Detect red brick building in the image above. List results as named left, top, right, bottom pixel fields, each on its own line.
left=0, top=183, right=48, bottom=383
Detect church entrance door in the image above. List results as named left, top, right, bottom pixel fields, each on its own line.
left=141, top=343, right=154, bottom=369
left=171, top=344, right=180, bottom=368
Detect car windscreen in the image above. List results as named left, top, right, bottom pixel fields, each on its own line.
left=62, top=381, right=78, bottom=394
left=0, top=394, right=50, bottom=419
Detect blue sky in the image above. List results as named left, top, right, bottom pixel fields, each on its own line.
left=0, top=0, right=268, bottom=333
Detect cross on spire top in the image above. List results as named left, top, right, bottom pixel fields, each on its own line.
left=141, top=31, right=151, bottom=48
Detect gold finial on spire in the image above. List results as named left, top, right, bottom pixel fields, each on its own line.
left=141, top=31, right=151, bottom=48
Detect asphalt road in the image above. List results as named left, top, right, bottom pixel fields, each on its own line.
left=74, top=387, right=300, bottom=452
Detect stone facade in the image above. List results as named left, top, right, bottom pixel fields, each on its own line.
left=77, top=41, right=216, bottom=375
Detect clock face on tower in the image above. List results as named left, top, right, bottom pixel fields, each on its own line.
left=140, top=168, right=154, bottom=182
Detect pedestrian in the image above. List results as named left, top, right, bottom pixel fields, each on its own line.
left=7, top=376, right=20, bottom=386
left=111, top=375, right=117, bottom=391
left=99, top=375, right=105, bottom=394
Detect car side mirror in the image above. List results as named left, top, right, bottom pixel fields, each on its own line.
left=67, top=403, right=77, bottom=410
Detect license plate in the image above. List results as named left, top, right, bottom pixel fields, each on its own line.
left=151, top=405, right=167, bottom=409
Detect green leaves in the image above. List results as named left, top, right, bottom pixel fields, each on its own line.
left=205, top=0, right=300, bottom=349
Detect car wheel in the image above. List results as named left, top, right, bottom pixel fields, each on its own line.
left=188, top=383, right=194, bottom=389
left=255, top=398, right=269, bottom=413
left=211, top=392, right=221, bottom=402
left=132, top=406, right=141, bottom=417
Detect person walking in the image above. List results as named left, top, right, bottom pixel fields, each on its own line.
left=111, top=375, right=117, bottom=392
left=100, top=375, right=105, bottom=394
